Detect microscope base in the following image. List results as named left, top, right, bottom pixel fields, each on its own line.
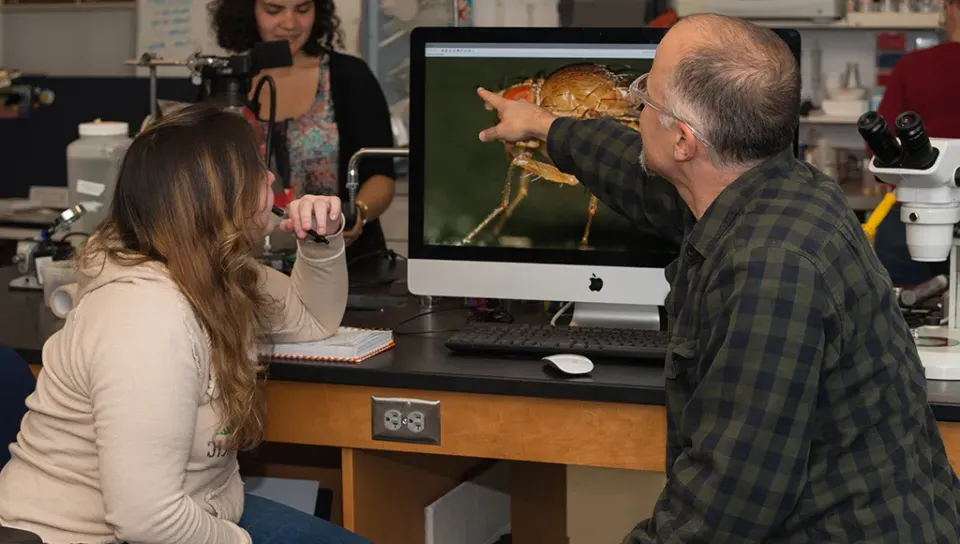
left=915, top=326, right=960, bottom=381
left=8, top=274, right=42, bottom=292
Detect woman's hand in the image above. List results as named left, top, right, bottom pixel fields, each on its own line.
left=278, top=195, right=342, bottom=240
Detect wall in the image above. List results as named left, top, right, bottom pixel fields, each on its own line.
left=2, top=4, right=136, bottom=76
left=0, top=0, right=363, bottom=76
left=798, top=27, right=939, bottom=150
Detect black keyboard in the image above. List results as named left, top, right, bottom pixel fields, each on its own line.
left=445, top=322, right=670, bottom=360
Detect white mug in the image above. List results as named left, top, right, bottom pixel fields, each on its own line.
left=39, top=260, right=76, bottom=310
left=50, top=282, right=79, bottom=319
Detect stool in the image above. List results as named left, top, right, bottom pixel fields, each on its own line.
left=0, top=527, right=42, bottom=543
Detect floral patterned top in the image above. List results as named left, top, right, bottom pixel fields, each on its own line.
left=259, top=56, right=340, bottom=198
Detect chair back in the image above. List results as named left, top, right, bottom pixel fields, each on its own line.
left=0, top=347, right=35, bottom=468
left=0, top=527, right=43, bottom=543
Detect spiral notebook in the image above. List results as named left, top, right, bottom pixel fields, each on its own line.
left=260, top=327, right=395, bottom=363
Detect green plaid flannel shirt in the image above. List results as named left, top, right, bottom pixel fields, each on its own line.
left=547, top=117, right=960, bottom=543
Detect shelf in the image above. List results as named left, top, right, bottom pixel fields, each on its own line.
left=800, top=112, right=862, bottom=125
left=755, top=11, right=940, bottom=30
left=847, top=11, right=940, bottom=29
left=0, top=1, right=133, bottom=12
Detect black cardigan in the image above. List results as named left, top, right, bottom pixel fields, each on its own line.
left=272, top=52, right=397, bottom=261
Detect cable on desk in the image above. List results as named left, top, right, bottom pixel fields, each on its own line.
left=550, top=301, right=573, bottom=327
left=392, top=305, right=470, bottom=336
left=13, top=232, right=91, bottom=243
left=392, top=299, right=514, bottom=335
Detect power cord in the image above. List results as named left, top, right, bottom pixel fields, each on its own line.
left=250, top=74, right=277, bottom=165
left=392, top=299, right=514, bottom=335
left=59, top=232, right=90, bottom=242
left=550, top=301, right=573, bottom=327
left=392, top=304, right=471, bottom=336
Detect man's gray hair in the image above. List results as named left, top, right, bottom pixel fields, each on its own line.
left=662, top=15, right=800, bottom=170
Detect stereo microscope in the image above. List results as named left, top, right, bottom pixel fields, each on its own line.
left=859, top=110, right=960, bottom=380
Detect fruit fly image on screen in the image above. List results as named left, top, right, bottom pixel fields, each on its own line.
left=421, top=54, right=655, bottom=254
left=461, top=63, right=642, bottom=249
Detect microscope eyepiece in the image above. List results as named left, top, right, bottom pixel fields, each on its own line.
left=895, top=111, right=939, bottom=170
left=857, top=111, right=902, bottom=167
left=897, top=111, right=920, bottom=130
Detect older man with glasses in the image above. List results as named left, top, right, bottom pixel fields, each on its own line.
left=478, top=12, right=960, bottom=544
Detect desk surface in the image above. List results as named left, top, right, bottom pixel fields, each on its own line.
left=4, top=265, right=960, bottom=421
left=0, top=202, right=60, bottom=227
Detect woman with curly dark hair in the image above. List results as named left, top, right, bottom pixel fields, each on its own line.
left=211, top=0, right=397, bottom=266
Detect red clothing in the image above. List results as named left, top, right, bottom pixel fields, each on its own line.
left=877, top=42, right=960, bottom=139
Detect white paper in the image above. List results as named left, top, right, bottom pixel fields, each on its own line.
left=76, top=179, right=106, bottom=197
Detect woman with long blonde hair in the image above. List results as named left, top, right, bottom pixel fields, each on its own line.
left=0, top=103, right=371, bottom=544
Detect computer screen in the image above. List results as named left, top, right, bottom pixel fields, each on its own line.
left=407, top=27, right=801, bottom=320
left=421, top=41, right=665, bottom=255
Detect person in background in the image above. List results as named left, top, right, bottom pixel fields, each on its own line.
left=0, top=104, right=370, bottom=544
left=872, top=0, right=960, bottom=286
left=478, top=13, right=960, bottom=542
left=211, top=0, right=397, bottom=265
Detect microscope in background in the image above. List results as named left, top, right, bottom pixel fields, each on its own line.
left=858, top=110, right=960, bottom=380
left=124, top=47, right=410, bottom=304
left=9, top=205, right=86, bottom=291
left=0, top=68, right=54, bottom=119
left=127, top=43, right=294, bottom=270
left=126, top=40, right=293, bottom=136
left=0, top=69, right=17, bottom=88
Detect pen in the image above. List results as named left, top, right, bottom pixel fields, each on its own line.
left=271, top=205, right=329, bottom=244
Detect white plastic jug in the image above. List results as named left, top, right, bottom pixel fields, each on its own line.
left=66, top=120, right=132, bottom=235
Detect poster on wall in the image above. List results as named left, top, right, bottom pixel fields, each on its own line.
left=134, top=0, right=227, bottom=78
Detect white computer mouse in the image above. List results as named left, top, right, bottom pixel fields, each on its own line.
left=542, top=353, right=594, bottom=376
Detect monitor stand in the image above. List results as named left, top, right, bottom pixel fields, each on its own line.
left=569, top=302, right=661, bottom=330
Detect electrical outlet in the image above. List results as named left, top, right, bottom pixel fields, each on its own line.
left=407, top=411, right=425, bottom=433
left=371, top=396, right=441, bottom=445
left=384, top=409, right=402, bottom=431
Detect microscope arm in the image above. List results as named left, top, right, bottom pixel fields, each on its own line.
left=0, top=68, right=21, bottom=89
left=862, top=192, right=898, bottom=243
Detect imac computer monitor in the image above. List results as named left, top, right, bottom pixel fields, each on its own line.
left=407, top=27, right=801, bottom=328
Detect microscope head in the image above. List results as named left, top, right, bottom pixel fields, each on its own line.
left=0, top=69, right=20, bottom=90
left=859, top=111, right=960, bottom=262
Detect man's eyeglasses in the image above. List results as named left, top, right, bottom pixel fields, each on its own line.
left=628, top=73, right=713, bottom=148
